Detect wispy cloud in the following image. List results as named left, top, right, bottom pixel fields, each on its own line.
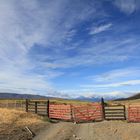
left=91, top=67, right=140, bottom=82
left=61, top=89, right=133, bottom=98
left=89, top=23, right=112, bottom=35
left=82, top=80, right=140, bottom=88
left=40, top=36, right=140, bottom=69
left=77, top=67, right=140, bottom=97
left=113, top=0, right=139, bottom=14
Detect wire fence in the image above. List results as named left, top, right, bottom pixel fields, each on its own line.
left=0, top=100, right=25, bottom=110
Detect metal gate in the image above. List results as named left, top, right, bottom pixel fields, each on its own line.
left=72, top=103, right=103, bottom=123
left=128, top=105, right=140, bottom=122
left=104, top=105, right=126, bottom=120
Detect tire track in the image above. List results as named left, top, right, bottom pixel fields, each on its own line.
left=34, top=122, right=77, bottom=140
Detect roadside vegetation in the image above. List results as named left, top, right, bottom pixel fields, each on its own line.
left=0, top=108, right=48, bottom=140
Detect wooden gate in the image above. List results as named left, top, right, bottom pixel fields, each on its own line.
left=104, top=105, right=126, bottom=120
left=72, top=103, right=103, bottom=123
left=25, top=99, right=49, bottom=116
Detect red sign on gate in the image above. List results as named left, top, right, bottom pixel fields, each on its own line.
left=128, top=105, right=140, bottom=122
left=49, top=104, right=72, bottom=120
left=72, top=103, right=103, bottom=122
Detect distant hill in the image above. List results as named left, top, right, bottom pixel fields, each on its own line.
left=125, top=93, right=140, bottom=100
left=2, top=92, right=138, bottom=102
left=116, top=93, right=140, bottom=101
left=0, top=93, right=49, bottom=99
left=0, top=93, right=103, bottom=102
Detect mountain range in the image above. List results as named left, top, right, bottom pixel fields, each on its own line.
left=0, top=93, right=49, bottom=99
left=0, top=92, right=140, bottom=101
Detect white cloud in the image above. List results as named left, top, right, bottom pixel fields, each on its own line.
left=60, top=89, right=133, bottom=98
left=91, top=67, right=140, bottom=82
left=89, top=23, right=112, bottom=35
left=82, top=80, right=140, bottom=88
left=114, top=0, right=138, bottom=14
left=0, top=71, right=51, bottom=94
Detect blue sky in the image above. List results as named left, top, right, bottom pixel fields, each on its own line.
left=0, top=0, right=140, bottom=98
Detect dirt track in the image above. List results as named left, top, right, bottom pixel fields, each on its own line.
left=34, top=120, right=140, bottom=140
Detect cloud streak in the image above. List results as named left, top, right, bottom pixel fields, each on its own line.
left=113, top=0, right=140, bottom=14
left=82, top=80, right=140, bottom=88
left=90, top=67, right=140, bottom=82
left=89, top=23, right=112, bottom=35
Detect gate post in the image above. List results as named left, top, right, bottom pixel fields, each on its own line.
left=25, top=99, right=29, bottom=112
left=47, top=100, right=50, bottom=118
left=101, top=98, right=105, bottom=120
left=70, top=104, right=74, bottom=122
left=123, top=105, right=126, bottom=120
left=35, top=101, right=38, bottom=114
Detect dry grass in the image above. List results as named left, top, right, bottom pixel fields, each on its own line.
left=0, top=108, right=42, bottom=125
left=0, top=108, right=48, bottom=140
left=50, top=99, right=91, bottom=104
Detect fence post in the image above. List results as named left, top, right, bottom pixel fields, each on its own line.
left=128, top=105, right=130, bottom=122
left=70, top=104, right=74, bottom=122
left=101, top=98, right=105, bottom=120
left=25, top=99, right=29, bottom=112
left=35, top=101, right=38, bottom=114
left=123, top=105, right=126, bottom=120
left=15, top=100, right=16, bottom=108
left=47, top=100, right=50, bottom=118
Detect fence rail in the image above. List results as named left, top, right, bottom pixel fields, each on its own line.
left=104, top=105, right=126, bottom=120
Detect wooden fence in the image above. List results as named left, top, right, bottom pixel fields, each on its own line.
left=25, top=99, right=140, bottom=123
left=104, top=105, right=126, bottom=120
left=0, top=100, right=25, bottom=110
left=128, top=105, right=140, bottom=122
left=26, top=100, right=49, bottom=116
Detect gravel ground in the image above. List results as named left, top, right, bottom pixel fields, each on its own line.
left=34, top=121, right=140, bottom=140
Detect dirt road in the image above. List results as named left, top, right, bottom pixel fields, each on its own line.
left=34, top=121, right=140, bottom=140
